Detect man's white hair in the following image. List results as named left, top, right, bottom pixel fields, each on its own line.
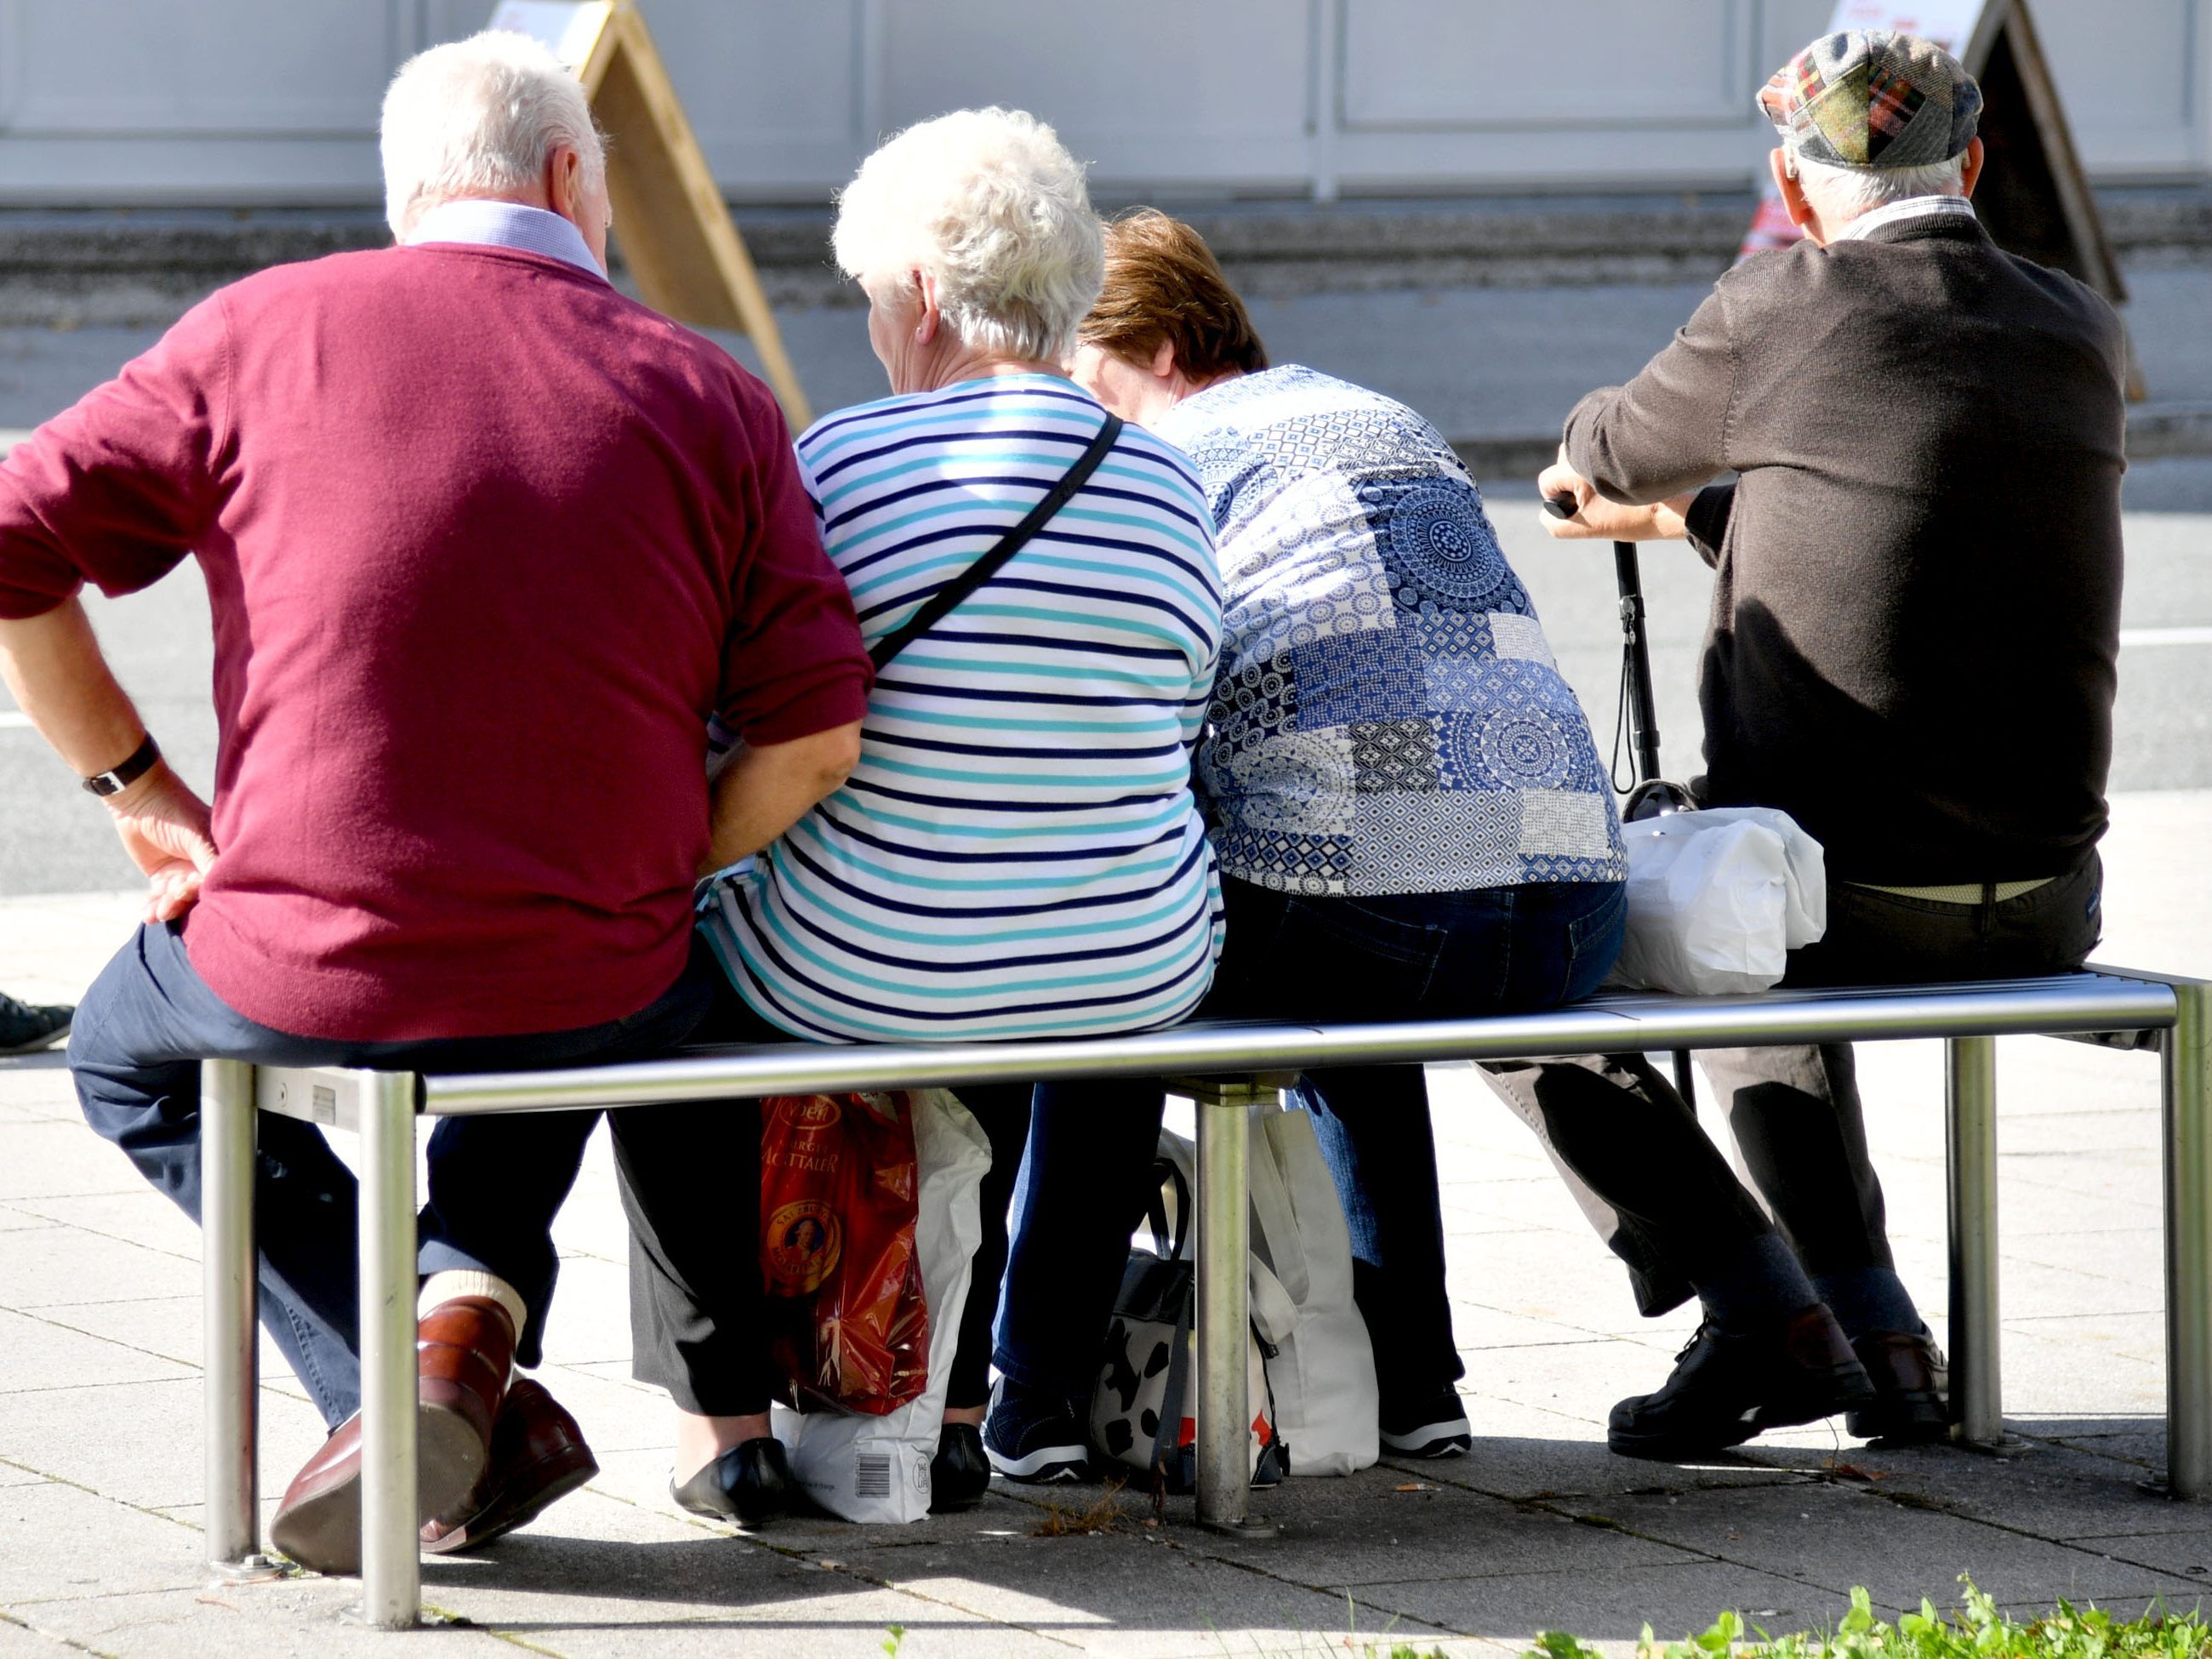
left=832, top=107, right=1103, bottom=364
left=1786, top=151, right=1967, bottom=224
left=379, top=31, right=605, bottom=240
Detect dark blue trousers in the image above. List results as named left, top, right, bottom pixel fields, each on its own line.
left=995, top=876, right=1630, bottom=1416
left=68, top=921, right=714, bottom=1428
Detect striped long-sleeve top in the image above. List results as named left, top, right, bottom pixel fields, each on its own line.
left=699, top=373, right=1227, bottom=1041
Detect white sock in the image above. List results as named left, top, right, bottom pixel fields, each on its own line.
left=419, top=1269, right=527, bottom=1341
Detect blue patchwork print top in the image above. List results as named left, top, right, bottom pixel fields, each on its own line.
left=1153, top=365, right=1625, bottom=897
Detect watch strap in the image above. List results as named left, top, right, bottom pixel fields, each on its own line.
left=83, top=733, right=161, bottom=798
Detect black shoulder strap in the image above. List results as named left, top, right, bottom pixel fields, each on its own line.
left=868, top=413, right=1124, bottom=672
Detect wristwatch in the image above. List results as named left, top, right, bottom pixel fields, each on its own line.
left=82, top=733, right=161, bottom=798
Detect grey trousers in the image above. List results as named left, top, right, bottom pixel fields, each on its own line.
left=1480, top=852, right=2105, bottom=1316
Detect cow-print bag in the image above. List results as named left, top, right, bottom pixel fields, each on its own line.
left=1086, top=1156, right=1285, bottom=1492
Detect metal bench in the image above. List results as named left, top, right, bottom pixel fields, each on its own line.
left=197, top=967, right=2206, bottom=1627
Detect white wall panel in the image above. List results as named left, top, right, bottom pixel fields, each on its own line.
left=0, top=0, right=2202, bottom=204
left=2036, top=1, right=2199, bottom=172
left=876, top=0, right=1314, bottom=188
left=1342, top=0, right=1749, bottom=128
left=636, top=3, right=862, bottom=189
left=0, top=0, right=401, bottom=134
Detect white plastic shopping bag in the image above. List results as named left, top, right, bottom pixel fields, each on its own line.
left=1605, top=807, right=1827, bottom=995
left=1154, top=1106, right=1379, bottom=1477
left=772, top=1088, right=989, bottom=1522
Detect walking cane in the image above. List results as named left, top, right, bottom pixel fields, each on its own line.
left=1545, top=494, right=1699, bottom=1108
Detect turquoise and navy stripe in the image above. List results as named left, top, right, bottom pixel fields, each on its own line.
left=701, top=374, right=1226, bottom=1042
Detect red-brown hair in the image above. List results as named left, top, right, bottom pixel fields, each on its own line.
left=1081, top=208, right=1268, bottom=381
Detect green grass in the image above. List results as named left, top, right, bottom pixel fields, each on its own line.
left=1528, top=1578, right=2212, bottom=1659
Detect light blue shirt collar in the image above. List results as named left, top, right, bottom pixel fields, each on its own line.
left=404, top=198, right=606, bottom=280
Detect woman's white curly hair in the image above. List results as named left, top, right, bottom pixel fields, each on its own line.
left=832, top=107, right=1104, bottom=364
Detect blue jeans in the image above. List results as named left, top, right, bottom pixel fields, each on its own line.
left=995, top=876, right=1627, bottom=1412
left=68, top=921, right=715, bottom=1428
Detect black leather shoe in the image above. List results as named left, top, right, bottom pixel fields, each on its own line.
left=1846, top=1330, right=1950, bottom=1443
left=929, top=1422, right=991, bottom=1513
left=1608, top=1303, right=1877, bottom=1462
left=671, top=1437, right=793, bottom=1527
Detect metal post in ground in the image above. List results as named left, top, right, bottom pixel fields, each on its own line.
left=1177, top=1073, right=1287, bottom=1540
left=1946, top=1035, right=2004, bottom=1446
left=356, top=1071, right=420, bottom=1628
left=2164, top=977, right=2212, bottom=1498
left=201, top=1059, right=265, bottom=1575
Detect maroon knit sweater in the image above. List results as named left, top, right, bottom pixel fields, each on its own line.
left=0, top=243, right=871, bottom=1041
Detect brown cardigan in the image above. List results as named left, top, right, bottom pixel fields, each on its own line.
left=1563, top=213, right=2127, bottom=884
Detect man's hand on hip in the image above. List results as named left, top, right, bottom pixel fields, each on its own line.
left=105, top=761, right=217, bottom=923
left=1537, top=450, right=1696, bottom=541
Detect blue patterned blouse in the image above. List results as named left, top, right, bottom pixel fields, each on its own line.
left=1153, top=364, right=1626, bottom=897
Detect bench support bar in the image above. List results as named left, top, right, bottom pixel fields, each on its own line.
left=1186, top=1076, right=1280, bottom=1536
left=357, top=1072, right=420, bottom=1628
left=202, top=1059, right=261, bottom=1572
left=1947, top=1036, right=2003, bottom=1446
left=2166, top=979, right=2212, bottom=1499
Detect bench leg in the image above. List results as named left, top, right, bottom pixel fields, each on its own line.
left=356, top=1072, right=420, bottom=1628
left=1946, top=1035, right=2004, bottom=1446
left=2164, top=978, right=2212, bottom=1498
left=1189, top=1077, right=1279, bottom=1538
left=202, top=1059, right=262, bottom=1573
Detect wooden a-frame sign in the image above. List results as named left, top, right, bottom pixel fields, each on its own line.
left=1742, top=0, right=2141, bottom=395
left=487, top=0, right=812, bottom=427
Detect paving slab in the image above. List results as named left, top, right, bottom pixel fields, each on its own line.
left=0, top=1377, right=324, bottom=1513
left=0, top=1308, right=196, bottom=1394
left=1356, top=1558, right=1828, bottom=1647
left=0, top=1122, right=141, bottom=1204
left=1548, top=1479, right=2205, bottom=1614
left=0, top=1620, right=74, bottom=1658
left=1202, top=1483, right=1705, bottom=1591
left=14, top=1579, right=518, bottom=1659
left=0, top=1480, right=205, bottom=1603
left=9, top=1190, right=204, bottom=1259
left=0, top=1221, right=202, bottom=1309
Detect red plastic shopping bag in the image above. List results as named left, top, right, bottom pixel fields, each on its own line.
left=759, top=1092, right=928, bottom=1415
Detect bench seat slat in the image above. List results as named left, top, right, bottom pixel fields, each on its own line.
left=340, top=972, right=2181, bottom=1120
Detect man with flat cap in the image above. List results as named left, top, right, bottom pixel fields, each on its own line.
left=1490, top=30, right=2125, bottom=1457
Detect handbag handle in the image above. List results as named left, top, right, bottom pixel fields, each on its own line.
left=869, top=413, right=1125, bottom=672
left=1143, top=1155, right=1191, bottom=1262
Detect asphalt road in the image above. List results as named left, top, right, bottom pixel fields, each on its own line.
left=2, top=313, right=2208, bottom=898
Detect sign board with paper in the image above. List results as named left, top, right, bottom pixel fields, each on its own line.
left=485, top=0, right=811, bottom=426
left=1737, top=0, right=2133, bottom=393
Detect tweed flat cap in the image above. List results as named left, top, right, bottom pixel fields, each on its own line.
left=1758, top=30, right=1981, bottom=170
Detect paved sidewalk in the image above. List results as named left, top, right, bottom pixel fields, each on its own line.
left=2, top=794, right=2209, bottom=1656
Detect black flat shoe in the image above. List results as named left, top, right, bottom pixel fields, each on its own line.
left=671, top=1436, right=793, bottom=1526
left=929, top=1422, right=991, bottom=1513
left=1608, top=1303, right=1877, bottom=1462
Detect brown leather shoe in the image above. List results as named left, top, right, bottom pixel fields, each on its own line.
left=421, top=1379, right=598, bottom=1554
left=269, top=1296, right=518, bottom=1574
left=1846, top=1330, right=1951, bottom=1443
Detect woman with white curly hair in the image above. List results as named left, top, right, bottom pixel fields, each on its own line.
left=619, top=109, right=1226, bottom=1523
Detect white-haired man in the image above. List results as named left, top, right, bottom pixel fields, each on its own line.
left=0, top=31, right=869, bottom=1568
left=1492, top=30, right=2125, bottom=1458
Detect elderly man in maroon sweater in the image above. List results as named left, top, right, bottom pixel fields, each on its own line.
left=0, top=33, right=869, bottom=1572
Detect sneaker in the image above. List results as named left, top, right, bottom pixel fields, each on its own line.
left=0, top=994, right=71, bottom=1057
left=1607, top=1303, right=1877, bottom=1462
left=1379, top=1388, right=1471, bottom=1458
left=983, top=1380, right=1089, bottom=1484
